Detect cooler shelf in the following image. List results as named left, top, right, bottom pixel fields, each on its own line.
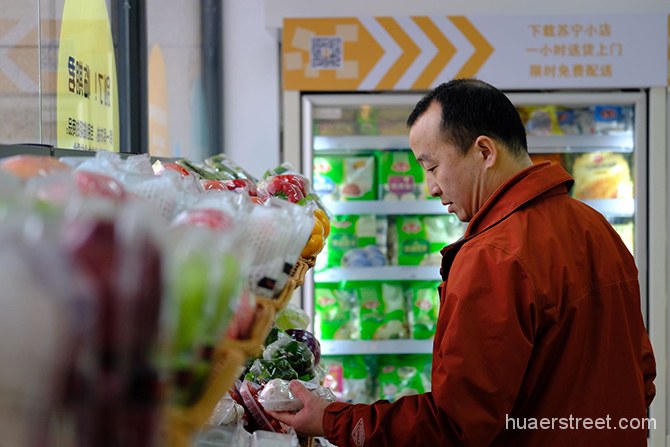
left=321, top=339, right=434, bottom=356
left=322, top=198, right=633, bottom=218
left=314, top=266, right=441, bottom=282
left=313, top=133, right=634, bottom=153
left=322, top=199, right=447, bottom=216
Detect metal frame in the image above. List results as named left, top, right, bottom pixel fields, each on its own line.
left=113, top=0, right=148, bottom=154
left=202, top=0, right=224, bottom=156
left=646, top=86, right=668, bottom=447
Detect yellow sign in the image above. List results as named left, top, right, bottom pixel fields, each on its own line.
left=57, top=0, right=119, bottom=151
left=283, top=15, right=667, bottom=91
left=148, top=45, right=170, bottom=157
left=282, top=16, right=492, bottom=91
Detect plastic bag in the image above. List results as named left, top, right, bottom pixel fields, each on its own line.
left=273, top=304, right=310, bottom=331
left=0, top=209, right=92, bottom=447
left=209, top=393, right=246, bottom=426
left=257, top=379, right=336, bottom=412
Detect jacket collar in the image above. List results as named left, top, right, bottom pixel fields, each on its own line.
left=465, top=161, right=574, bottom=237
left=439, top=162, right=574, bottom=281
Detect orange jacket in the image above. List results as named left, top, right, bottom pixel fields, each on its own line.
left=323, top=162, right=655, bottom=447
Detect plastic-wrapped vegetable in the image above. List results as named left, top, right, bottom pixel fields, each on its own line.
left=251, top=430, right=299, bottom=447
left=162, top=226, right=248, bottom=406
left=257, top=379, right=336, bottom=412
left=286, top=329, right=321, bottom=367
left=264, top=339, right=314, bottom=381
left=0, top=154, right=70, bottom=178
left=204, top=153, right=259, bottom=183
left=238, top=380, right=283, bottom=432
left=62, top=201, right=165, bottom=447
left=247, top=358, right=299, bottom=384
left=273, top=304, right=310, bottom=331
left=208, top=393, right=245, bottom=426
left=194, top=425, right=251, bottom=447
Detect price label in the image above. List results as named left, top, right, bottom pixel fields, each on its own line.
left=57, top=0, right=119, bottom=152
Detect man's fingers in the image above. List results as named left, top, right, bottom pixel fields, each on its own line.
left=267, top=409, right=295, bottom=425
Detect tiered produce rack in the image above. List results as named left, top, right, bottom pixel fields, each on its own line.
left=164, top=256, right=316, bottom=447
left=0, top=146, right=329, bottom=447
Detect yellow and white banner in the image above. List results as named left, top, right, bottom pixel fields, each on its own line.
left=282, top=14, right=668, bottom=91
left=57, top=0, right=119, bottom=151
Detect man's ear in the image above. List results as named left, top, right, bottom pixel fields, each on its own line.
left=475, top=135, right=497, bottom=168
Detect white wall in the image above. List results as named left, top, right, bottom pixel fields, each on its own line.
left=222, top=0, right=280, bottom=179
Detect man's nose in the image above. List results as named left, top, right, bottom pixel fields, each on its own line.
left=426, top=178, right=441, bottom=197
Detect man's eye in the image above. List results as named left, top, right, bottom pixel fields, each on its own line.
left=427, top=166, right=437, bottom=173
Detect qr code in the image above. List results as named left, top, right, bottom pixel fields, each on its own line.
left=310, top=36, right=343, bottom=69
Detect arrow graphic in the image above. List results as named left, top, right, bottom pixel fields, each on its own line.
left=450, top=16, right=494, bottom=78
left=412, top=17, right=456, bottom=89
left=394, top=16, right=437, bottom=90
left=357, top=17, right=402, bottom=91
left=374, top=17, right=419, bottom=90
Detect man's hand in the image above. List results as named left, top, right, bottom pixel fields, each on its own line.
left=267, top=380, right=330, bottom=437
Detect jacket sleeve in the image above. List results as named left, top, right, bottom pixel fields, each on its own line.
left=641, top=328, right=656, bottom=407
left=322, top=245, right=538, bottom=447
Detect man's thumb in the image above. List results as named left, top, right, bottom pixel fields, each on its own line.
left=289, top=380, right=312, bottom=403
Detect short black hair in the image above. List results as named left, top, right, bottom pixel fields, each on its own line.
left=407, top=79, right=528, bottom=158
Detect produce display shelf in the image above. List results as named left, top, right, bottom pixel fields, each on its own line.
left=315, top=266, right=441, bottom=282
left=321, top=339, right=433, bottom=356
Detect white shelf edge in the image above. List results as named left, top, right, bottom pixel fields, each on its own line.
left=527, top=134, right=634, bottom=152
left=313, top=134, right=634, bottom=152
left=322, top=198, right=633, bottom=218
left=315, top=266, right=442, bottom=282
left=321, top=339, right=434, bottom=356
left=322, top=200, right=447, bottom=216
left=313, top=135, right=409, bottom=151
left=582, top=198, right=635, bottom=218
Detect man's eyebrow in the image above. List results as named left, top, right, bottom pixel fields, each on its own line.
left=415, top=154, right=432, bottom=163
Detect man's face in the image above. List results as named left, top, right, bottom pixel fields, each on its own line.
left=409, top=101, right=483, bottom=222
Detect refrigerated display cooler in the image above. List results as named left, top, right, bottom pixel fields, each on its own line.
left=297, top=91, right=649, bottom=365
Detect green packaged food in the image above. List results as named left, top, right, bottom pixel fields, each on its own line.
left=377, top=150, right=427, bottom=201
left=390, top=214, right=465, bottom=265
left=313, top=155, right=377, bottom=201
left=347, top=281, right=408, bottom=340
left=406, top=281, right=441, bottom=339
left=314, top=283, right=359, bottom=340
left=322, top=355, right=373, bottom=403
left=376, top=354, right=432, bottom=402
left=326, top=214, right=387, bottom=268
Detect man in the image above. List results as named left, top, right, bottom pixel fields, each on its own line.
left=271, top=79, right=656, bottom=446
